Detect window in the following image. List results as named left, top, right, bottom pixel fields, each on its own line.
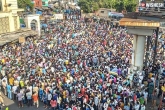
left=42, top=2, right=45, bottom=5
left=0, top=17, right=10, bottom=34
left=101, top=11, right=104, bottom=13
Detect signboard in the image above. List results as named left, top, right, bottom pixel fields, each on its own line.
left=53, top=14, right=64, bottom=19
left=146, top=3, right=164, bottom=7
left=19, top=37, right=25, bottom=43
left=141, top=0, right=164, bottom=7
left=119, top=21, right=160, bottom=27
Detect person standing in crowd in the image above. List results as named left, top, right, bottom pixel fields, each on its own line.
left=152, top=89, right=157, bottom=109
left=47, top=91, right=52, bottom=109
left=6, top=84, right=12, bottom=99
left=50, top=98, right=57, bottom=110
left=16, top=90, right=23, bottom=108
left=0, top=9, right=164, bottom=110
left=2, top=80, right=7, bottom=96
left=12, top=84, right=18, bottom=100
left=26, top=89, right=32, bottom=107
left=32, top=91, right=39, bottom=108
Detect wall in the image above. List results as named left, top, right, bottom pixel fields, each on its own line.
left=33, top=0, right=42, bottom=8
left=1, top=0, right=18, bottom=11
left=0, top=11, right=21, bottom=34
left=96, top=8, right=116, bottom=18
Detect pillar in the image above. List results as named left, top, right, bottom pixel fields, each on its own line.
left=132, top=35, right=146, bottom=70
left=128, top=27, right=154, bottom=71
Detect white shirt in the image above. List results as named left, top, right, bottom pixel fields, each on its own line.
left=47, top=93, right=52, bottom=100
left=103, top=103, right=108, bottom=110
left=2, top=77, right=8, bottom=85
left=143, top=92, right=148, bottom=99
left=140, top=105, right=145, bottom=110
left=28, top=86, right=32, bottom=94
left=12, top=86, right=17, bottom=94
left=134, top=104, right=140, bottom=110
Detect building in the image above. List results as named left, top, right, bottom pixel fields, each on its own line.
left=42, top=0, right=49, bottom=7
left=0, top=0, right=37, bottom=46
left=96, top=8, right=116, bottom=18
left=0, top=0, right=24, bottom=34
left=32, top=0, right=42, bottom=8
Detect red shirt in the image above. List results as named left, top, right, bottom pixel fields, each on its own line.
left=107, top=107, right=112, bottom=110
left=81, top=88, right=86, bottom=96
left=50, top=100, right=57, bottom=107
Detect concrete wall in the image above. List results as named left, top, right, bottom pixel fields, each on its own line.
left=0, top=10, right=21, bottom=34
left=1, top=0, right=18, bottom=11
left=34, top=0, right=42, bottom=8
left=96, top=8, right=116, bottom=18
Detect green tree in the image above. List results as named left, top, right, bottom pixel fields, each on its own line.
left=114, top=1, right=124, bottom=12
left=78, top=0, right=92, bottom=13
left=78, top=0, right=136, bottom=13
left=125, top=0, right=137, bottom=12
left=17, top=0, right=34, bottom=11
left=91, top=1, right=99, bottom=12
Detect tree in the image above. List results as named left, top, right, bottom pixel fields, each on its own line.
left=17, top=0, right=34, bottom=11
left=78, top=0, right=137, bottom=13
left=78, top=0, right=91, bottom=13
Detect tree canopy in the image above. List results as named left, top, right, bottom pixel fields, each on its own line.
left=78, top=0, right=137, bottom=13
left=17, top=0, right=34, bottom=11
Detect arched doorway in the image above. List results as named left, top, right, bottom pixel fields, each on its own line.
left=30, top=19, right=38, bottom=31
left=27, top=14, right=41, bottom=36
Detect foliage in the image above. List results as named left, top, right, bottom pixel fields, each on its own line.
left=78, top=0, right=137, bottom=13
left=17, top=0, right=34, bottom=11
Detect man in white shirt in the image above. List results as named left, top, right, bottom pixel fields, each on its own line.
left=143, top=90, right=148, bottom=104
left=26, top=90, right=32, bottom=106
left=103, top=102, right=108, bottom=110
left=134, top=102, right=140, bottom=110
left=12, top=85, right=18, bottom=100
left=47, top=91, right=52, bottom=109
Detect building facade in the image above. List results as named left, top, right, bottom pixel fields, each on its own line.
left=42, top=0, right=49, bottom=7
left=0, top=0, right=23, bottom=34
left=32, top=0, right=42, bottom=8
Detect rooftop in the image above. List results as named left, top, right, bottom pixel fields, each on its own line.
left=0, top=29, right=37, bottom=46
left=119, top=18, right=160, bottom=27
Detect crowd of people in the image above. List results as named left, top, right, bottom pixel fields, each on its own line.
left=0, top=9, right=165, bottom=110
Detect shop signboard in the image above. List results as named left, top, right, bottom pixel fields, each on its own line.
left=141, top=0, right=164, bottom=7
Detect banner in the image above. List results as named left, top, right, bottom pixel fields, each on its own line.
left=53, top=14, right=64, bottom=19
left=19, top=37, right=25, bottom=43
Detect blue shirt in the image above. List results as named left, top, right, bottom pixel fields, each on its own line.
left=7, top=85, right=11, bottom=92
